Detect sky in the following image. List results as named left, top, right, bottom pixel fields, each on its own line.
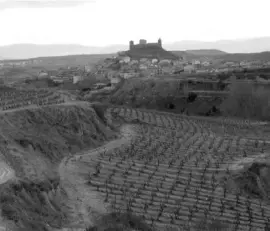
left=0, top=0, right=270, bottom=46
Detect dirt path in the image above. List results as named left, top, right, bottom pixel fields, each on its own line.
left=58, top=124, right=137, bottom=229
left=0, top=161, right=15, bottom=231
left=0, top=162, right=15, bottom=184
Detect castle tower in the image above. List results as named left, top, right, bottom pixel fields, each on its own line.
left=139, top=39, right=147, bottom=45
left=129, top=40, right=134, bottom=50
left=158, top=38, right=162, bottom=47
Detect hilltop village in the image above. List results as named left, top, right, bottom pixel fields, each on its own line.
left=88, top=38, right=270, bottom=85
left=92, top=38, right=184, bottom=80
left=1, top=38, right=270, bottom=88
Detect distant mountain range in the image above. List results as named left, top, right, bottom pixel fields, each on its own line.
left=0, top=44, right=128, bottom=60
left=1, top=37, right=270, bottom=60
left=165, top=37, right=270, bottom=53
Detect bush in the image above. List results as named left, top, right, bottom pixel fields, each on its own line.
left=187, top=92, right=197, bottom=103
left=220, top=81, right=270, bottom=120
left=77, top=78, right=99, bottom=90
left=0, top=178, right=68, bottom=231
left=86, top=212, right=153, bottom=231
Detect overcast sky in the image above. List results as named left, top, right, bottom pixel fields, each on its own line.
left=0, top=0, right=269, bottom=46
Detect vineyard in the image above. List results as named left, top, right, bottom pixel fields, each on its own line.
left=80, top=106, right=270, bottom=230
left=0, top=88, right=65, bottom=111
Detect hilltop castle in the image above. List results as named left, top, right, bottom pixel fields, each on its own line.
left=124, top=38, right=179, bottom=60
left=129, top=38, right=162, bottom=50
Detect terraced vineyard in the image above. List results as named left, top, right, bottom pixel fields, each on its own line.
left=0, top=88, right=65, bottom=111
left=82, top=107, right=270, bottom=230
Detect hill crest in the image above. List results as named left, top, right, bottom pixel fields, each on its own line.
left=125, top=46, right=179, bottom=60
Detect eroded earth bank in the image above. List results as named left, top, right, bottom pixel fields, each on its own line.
left=0, top=102, right=122, bottom=231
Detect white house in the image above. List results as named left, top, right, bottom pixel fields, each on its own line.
left=140, top=58, right=149, bottom=63
left=118, top=56, right=131, bottom=64
left=120, top=73, right=138, bottom=79
left=196, top=69, right=209, bottom=73
left=192, top=60, right=201, bottom=65
left=184, top=65, right=195, bottom=73
left=265, top=61, right=270, bottom=66
left=161, top=67, right=172, bottom=74
left=152, top=59, right=158, bottom=64
left=139, top=64, right=148, bottom=70
left=107, top=71, right=117, bottom=79
left=172, top=60, right=183, bottom=66
left=129, top=60, right=139, bottom=65
left=218, top=67, right=229, bottom=72
left=38, top=72, right=48, bottom=79
left=256, top=76, right=270, bottom=83
left=85, top=65, right=92, bottom=72
left=202, top=61, right=210, bottom=66
left=51, top=77, right=64, bottom=83
left=159, top=60, right=171, bottom=68
left=111, top=76, right=121, bottom=85
left=73, top=75, right=83, bottom=84
left=224, top=61, right=235, bottom=66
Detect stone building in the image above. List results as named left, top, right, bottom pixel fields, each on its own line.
left=129, top=38, right=162, bottom=50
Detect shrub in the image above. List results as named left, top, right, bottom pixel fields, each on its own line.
left=0, top=178, right=68, bottom=231
left=187, top=92, right=197, bottom=103
left=86, top=212, right=153, bottom=231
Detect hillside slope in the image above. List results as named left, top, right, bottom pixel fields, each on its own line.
left=0, top=102, right=117, bottom=181
left=172, top=50, right=270, bottom=62
left=125, top=46, right=179, bottom=60
left=215, top=51, right=270, bottom=61
left=185, top=49, right=227, bottom=56
left=88, top=78, right=223, bottom=116
left=0, top=44, right=124, bottom=59
left=171, top=49, right=226, bottom=61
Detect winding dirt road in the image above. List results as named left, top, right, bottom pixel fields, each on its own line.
left=0, top=162, right=14, bottom=185
left=0, top=162, right=15, bottom=231
left=58, top=124, right=137, bottom=229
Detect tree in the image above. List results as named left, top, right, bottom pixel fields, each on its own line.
left=220, top=81, right=270, bottom=120
left=187, top=92, right=197, bottom=103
